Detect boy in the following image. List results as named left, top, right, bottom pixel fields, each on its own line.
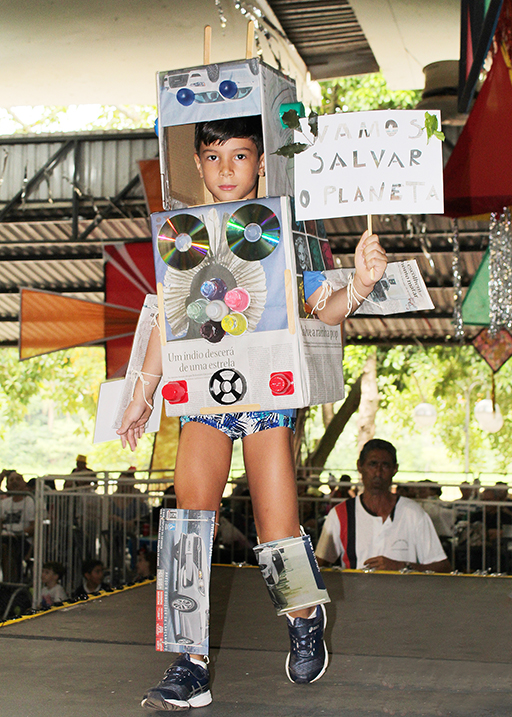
left=41, top=561, right=68, bottom=607
left=118, top=116, right=387, bottom=710
left=72, top=559, right=108, bottom=599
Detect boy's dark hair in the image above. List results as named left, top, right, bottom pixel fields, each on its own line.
left=43, top=561, right=66, bottom=580
left=81, top=559, right=103, bottom=576
left=358, top=439, right=397, bottom=466
left=194, top=115, right=263, bottom=157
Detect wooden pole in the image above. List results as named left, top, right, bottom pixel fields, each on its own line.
left=204, top=25, right=212, bottom=65
left=246, top=20, right=255, bottom=59
left=367, top=214, right=375, bottom=280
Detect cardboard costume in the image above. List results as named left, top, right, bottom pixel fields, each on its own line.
left=111, top=57, right=335, bottom=649
left=113, top=58, right=344, bottom=422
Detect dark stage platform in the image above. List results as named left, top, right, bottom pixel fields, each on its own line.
left=1, top=566, right=511, bottom=716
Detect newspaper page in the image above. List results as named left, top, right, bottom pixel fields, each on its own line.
left=323, top=260, right=434, bottom=315
left=298, top=321, right=344, bottom=407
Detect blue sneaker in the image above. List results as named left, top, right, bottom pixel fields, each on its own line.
left=285, top=604, right=328, bottom=684
left=141, top=654, right=212, bottom=710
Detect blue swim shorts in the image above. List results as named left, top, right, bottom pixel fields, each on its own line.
left=179, top=411, right=296, bottom=442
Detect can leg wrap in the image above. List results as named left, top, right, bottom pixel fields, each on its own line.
left=156, top=509, right=215, bottom=655
left=253, top=533, right=330, bottom=616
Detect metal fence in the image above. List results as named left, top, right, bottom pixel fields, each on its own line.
left=1, top=471, right=512, bottom=617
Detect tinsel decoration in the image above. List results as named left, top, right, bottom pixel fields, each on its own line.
left=489, top=208, right=512, bottom=336
left=215, top=0, right=228, bottom=28
left=230, top=1, right=287, bottom=66
left=451, top=218, right=464, bottom=340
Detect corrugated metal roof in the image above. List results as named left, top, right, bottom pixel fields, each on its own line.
left=0, top=130, right=492, bottom=349
left=267, top=0, right=379, bottom=79
left=327, top=212, right=488, bottom=345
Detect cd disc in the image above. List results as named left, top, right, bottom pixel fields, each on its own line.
left=157, top=214, right=209, bottom=270
left=226, top=204, right=280, bottom=261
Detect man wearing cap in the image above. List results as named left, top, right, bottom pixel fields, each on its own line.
left=72, top=455, right=93, bottom=474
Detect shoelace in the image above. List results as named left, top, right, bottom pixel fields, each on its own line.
left=291, top=626, right=319, bottom=656
left=163, top=659, right=208, bottom=682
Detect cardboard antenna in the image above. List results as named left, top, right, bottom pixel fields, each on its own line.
left=246, top=20, right=255, bottom=59
left=204, top=25, right=212, bottom=64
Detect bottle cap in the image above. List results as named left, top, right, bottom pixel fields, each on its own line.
left=200, top=278, right=227, bottom=301
left=200, top=320, right=225, bottom=344
left=186, top=299, right=208, bottom=323
left=221, top=312, right=247, bottom=336
left=224, top=288, right=250, bottom=312
left=205, top=300, right=229, bottom=321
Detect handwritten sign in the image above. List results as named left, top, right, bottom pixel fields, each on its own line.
left=293, top=110, right=444, bottom=220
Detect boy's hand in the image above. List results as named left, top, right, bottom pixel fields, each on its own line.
left=117, top=399, right=153, bottom=452
left=354, top=230, right=387, bottom=291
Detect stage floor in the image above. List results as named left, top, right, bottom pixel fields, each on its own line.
left=1, top=566, right=511, bottom=716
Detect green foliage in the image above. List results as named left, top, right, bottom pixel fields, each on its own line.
left=0, top=347, right=154, bottom=476
left=275, top=108, right=319, bottom=157
left=84, top=105, right=156, bottom=131
left=308, top=111, right=319, bottom=138
left=0, top=347, right=104, bottom=428
left=376, top=345, right=512, bottom=473
left=317, top=72, right=422, bottom=115
left=423, top=112, right=445, bottom=143
left=273, top=142, right=309, bottom=158
left=0, top=105, right=156, bottom=135
left=281, top=109, right=302, bottom=131
left=342, top=345, right=374, bottom=386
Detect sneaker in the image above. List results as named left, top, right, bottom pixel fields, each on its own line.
left=285, top=604, right=328, bottom=684
left=141, top=654, right=212, bottom=710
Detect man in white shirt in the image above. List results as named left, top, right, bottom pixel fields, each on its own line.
left=315, top=439, right=451, bottom=573
left=1, top=471, right=35, bottom=581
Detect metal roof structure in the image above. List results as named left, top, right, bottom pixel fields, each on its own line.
left=266, top=0, right=379, bottom=79
left=0, top=126, right=489, bottom=350
left=0, top=1, right=488, bottom=352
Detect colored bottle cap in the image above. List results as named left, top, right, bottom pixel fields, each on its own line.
left=279, top=102, right=306, bottom=128
left=224, top=288, right=250, bottom=312
left=186, top=299, right=209, bottom=323
left=162, top=381, right=189, bottom=404
left=200, top=320, right=225, bottom=343
left=269, top=371, right=294, bottom=396
left=205, top=300, right=229, bottom=321
left=221, top=312, right=248, bottom=336
left=200, top=278, right=227, bottom=301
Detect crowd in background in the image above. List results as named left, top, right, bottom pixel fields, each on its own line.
left=1, top=454, right=511, bottom=619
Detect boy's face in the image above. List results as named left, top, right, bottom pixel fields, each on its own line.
left=194, top=137, right=264, bottom=203
left=86, top=565, right=104, bottom=587
left=136, top=553, right=150, bottom=577
left=42, top=567, right=58, bottom=586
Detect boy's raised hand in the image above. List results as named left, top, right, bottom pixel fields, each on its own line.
left=354, top=230, right=387, bottom=291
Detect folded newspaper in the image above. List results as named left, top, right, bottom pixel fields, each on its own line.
left=324, top=260, right=434, bottom=315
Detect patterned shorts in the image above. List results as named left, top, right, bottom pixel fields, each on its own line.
left=179, top=411, right=296, bottom=442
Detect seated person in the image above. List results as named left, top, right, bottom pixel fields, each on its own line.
left=41, top=561, right=68, bottom=607
left=72, top=559, right=108, bottom=598
left=135, top=549, right=157, bottom=580
left=416, top=479, right=455, bottom=553
left=1, top=471, right=35, bottom=582
left=316, top=439, right=451, bottom=573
